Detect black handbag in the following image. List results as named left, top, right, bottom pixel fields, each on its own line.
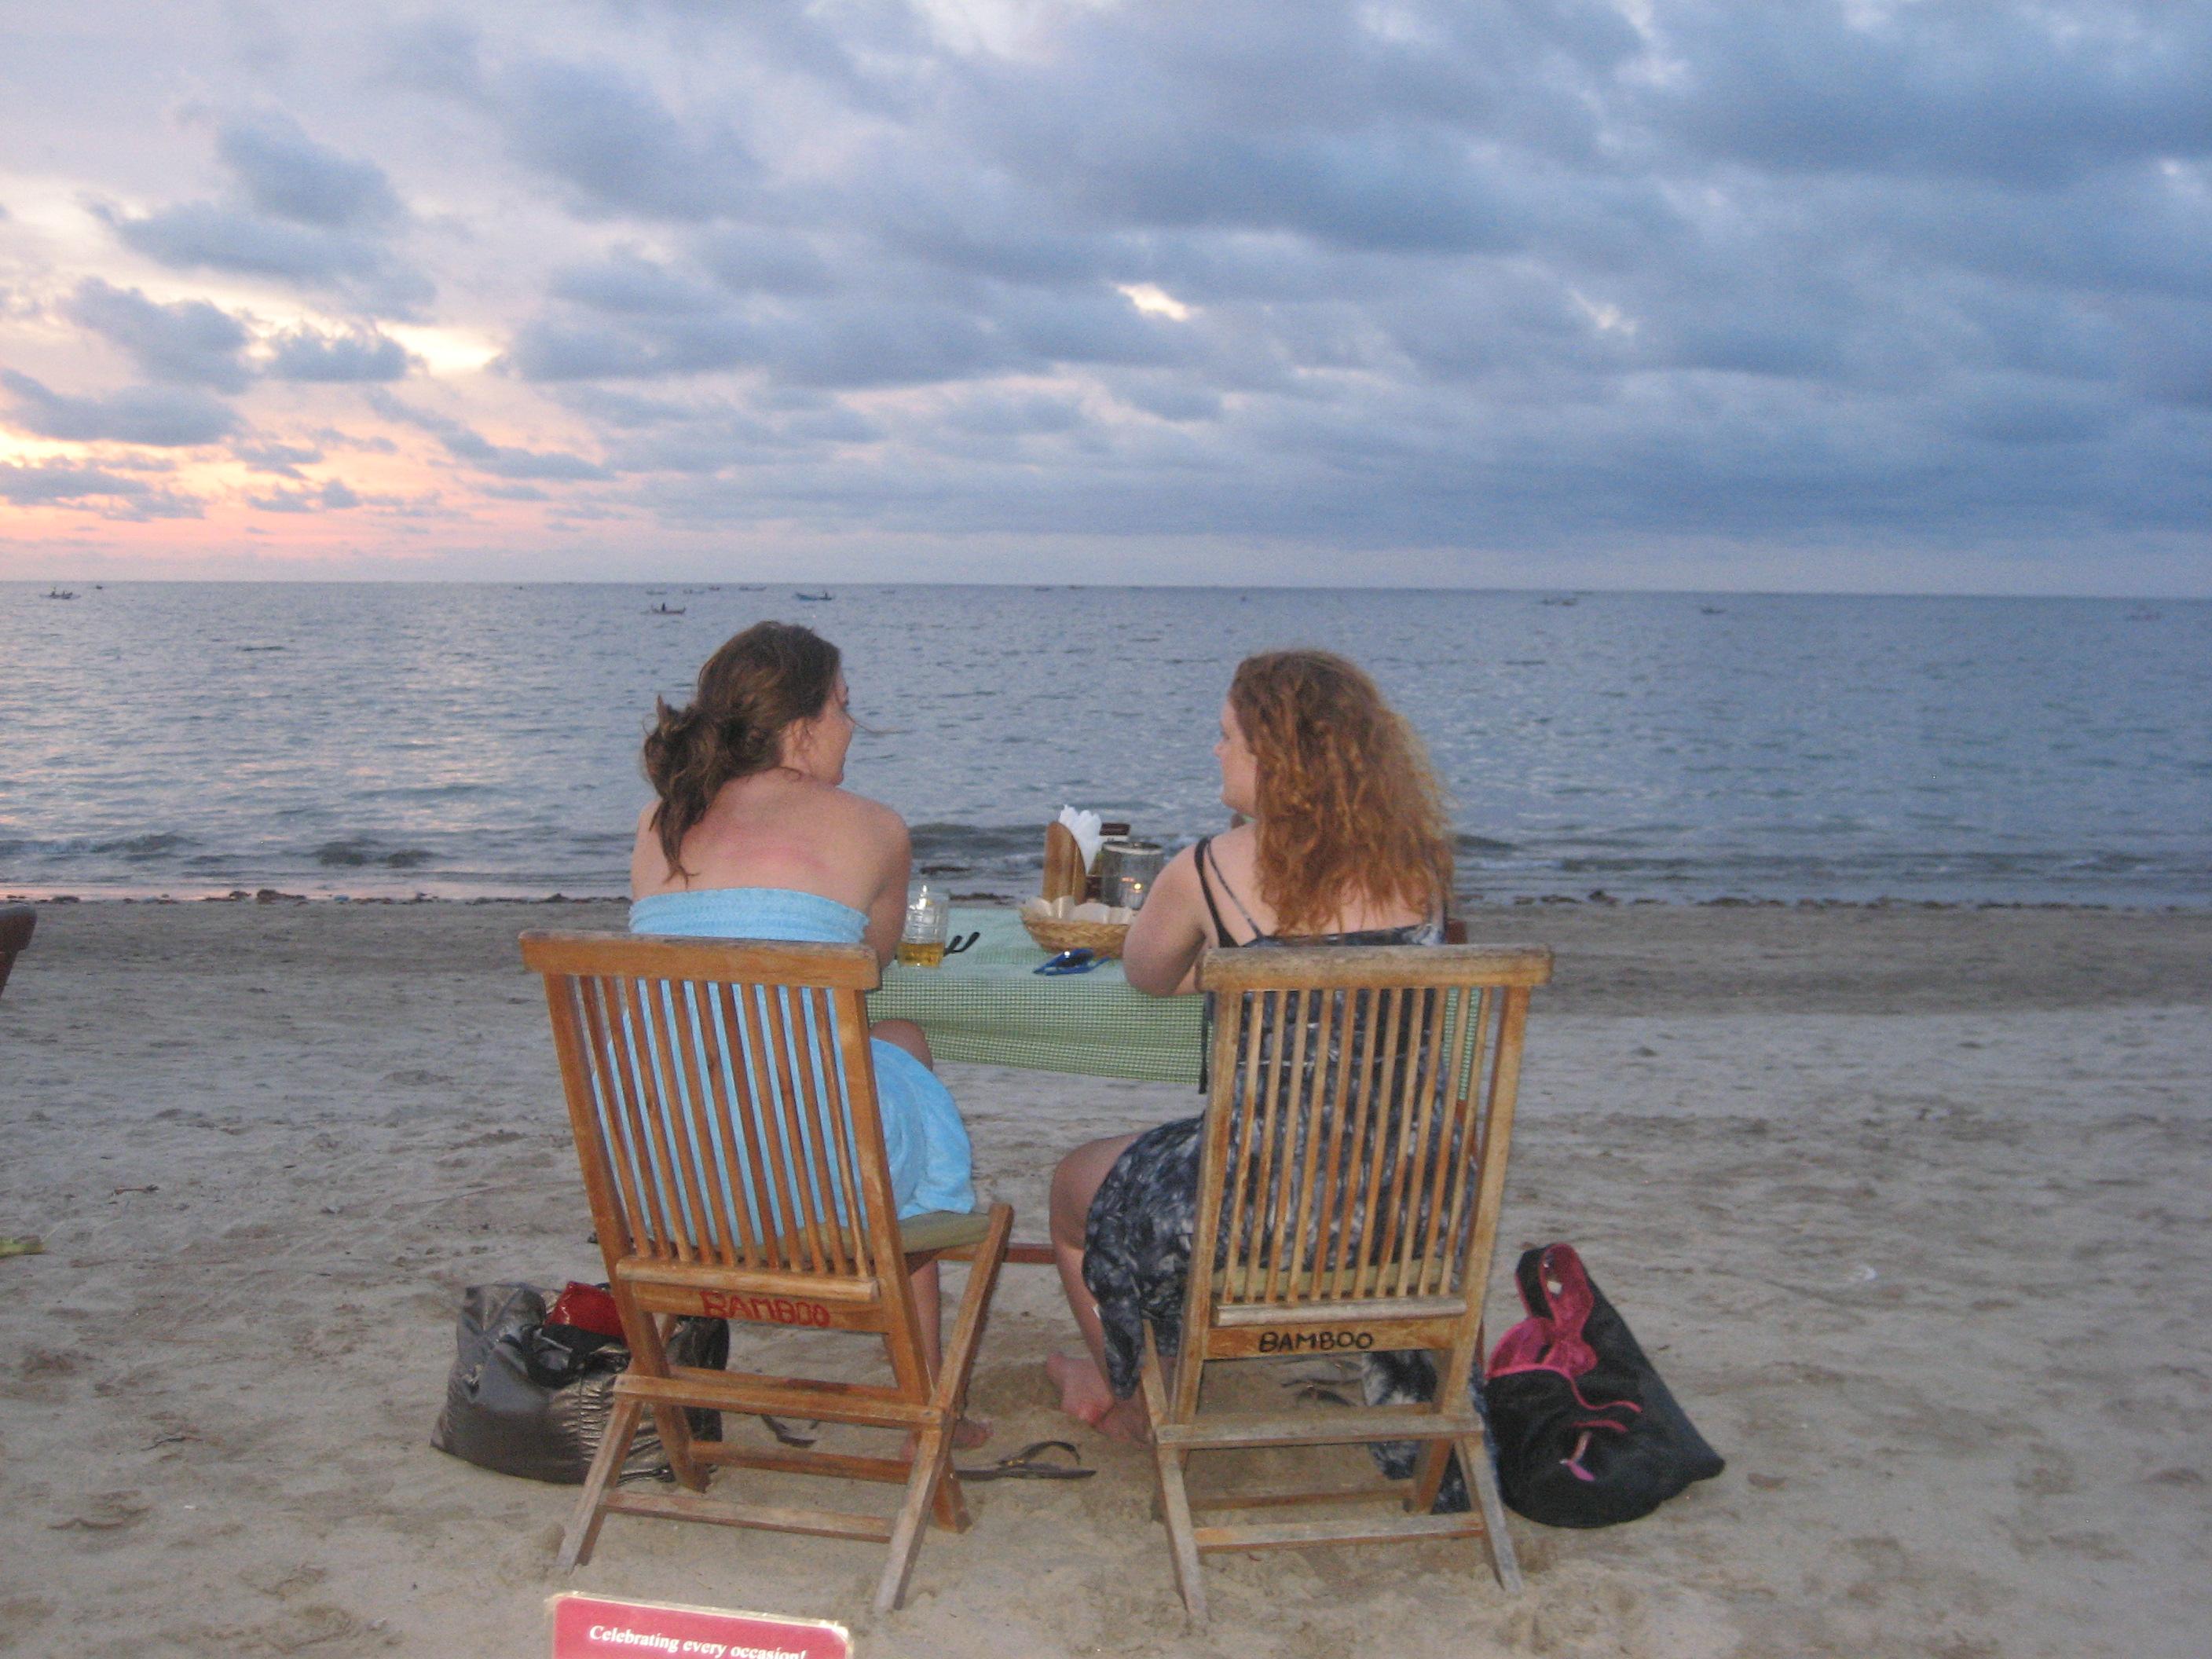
left=1364, top=1243, right=1723, bottom=1525
left=1481, top=1243, right=1725, bottom=1525
left=429, top=1283, right=727, bottom=1485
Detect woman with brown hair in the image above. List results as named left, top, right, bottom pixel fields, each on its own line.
left=630, top=621, right=978, bottom=1404
left=1046, top=650, right=1454, bottom=1439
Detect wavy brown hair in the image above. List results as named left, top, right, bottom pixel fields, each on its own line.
left=641, top=621, right=841, bottom=876
left=1228, top=650, right=1452, bottom=936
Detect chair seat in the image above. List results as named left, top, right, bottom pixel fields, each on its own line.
left=895, top=1208, right=995, bottom=1254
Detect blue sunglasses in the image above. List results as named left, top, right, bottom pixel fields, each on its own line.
left=1035, top=947, right=1104, bottom=976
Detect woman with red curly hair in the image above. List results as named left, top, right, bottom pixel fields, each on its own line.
left=1047, top=650, right=1454, bottom=1439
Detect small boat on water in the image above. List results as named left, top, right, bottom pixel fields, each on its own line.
left=45, top=588, right=76, bottom=599
left=649, top=604, right=686, bottom=615
left=794, top=591, right=833, bottom=602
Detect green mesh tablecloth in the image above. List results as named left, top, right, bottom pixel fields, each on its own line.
left=866, top=906, right=1203, bottom=1086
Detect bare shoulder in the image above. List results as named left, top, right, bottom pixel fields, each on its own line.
left=829, top=787, right=909, bottom=845
left=1155, top=839, right=1203, bottom=886
left=630, top=800, right=672, bottom=862
left=1210, top=821, right=1258, bottom=861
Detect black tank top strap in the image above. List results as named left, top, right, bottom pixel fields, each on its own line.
left=1199, top=837, right=1271, bottom=945
left=1192, top=835, right=1236, bottom=947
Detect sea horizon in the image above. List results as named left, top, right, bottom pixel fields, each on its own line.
left=6, top=582, right=2207, bottom=910
left=16, top=576, right=2212, bottom=600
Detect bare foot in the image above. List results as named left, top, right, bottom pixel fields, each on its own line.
left=1093, top=1395, right=1152, bottom=1445
left=1046, top=1351, right=1115, bottom=1427
left=1046, top=1353, right=1152, bottom=1443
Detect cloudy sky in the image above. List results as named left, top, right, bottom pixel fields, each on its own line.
left=2, top=1, right=2207, bottom=591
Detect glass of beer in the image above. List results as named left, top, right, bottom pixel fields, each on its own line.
left=897, top=883, right=950, bottom=967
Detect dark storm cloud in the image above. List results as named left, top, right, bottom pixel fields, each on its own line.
left=489, top=57, right=759, bottom=222
left=1, top=370, right=236, bottom=446
left=692, top=228, right=835, bottom=297
left=374, top=14, right=486, bottom=99
left=549, top=250, right=729, bottom=316
left=929, top=0, right=1646, bottom=252
left=216, top=111, right=405, bottom=229
left=101, top=112, right=430, bottom=314
left=0, top=460, right=201, bottom=516
left=264, top=324, right=413, bottom=382
left=247, top=477, right=361, bottom=512
left=511, top=240, right=1193, bottom=388
left=62, top=279, right=253, bottom=391
left=1654, top=2, right=2212, bottom=187
left=579, top=385, right=882, bottom=473
left=232, top=438, right=324, bottom=478
left=368, top=391, right=613, bottom=480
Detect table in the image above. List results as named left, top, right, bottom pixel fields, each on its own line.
left=866, top=906, right=1204, bottom=1086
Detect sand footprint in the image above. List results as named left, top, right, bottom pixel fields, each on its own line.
left=47, top=1489, right=150, bottom=1532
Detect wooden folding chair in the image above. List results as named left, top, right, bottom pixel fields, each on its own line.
left=1140, top=942, right=1551, bottom=1627
left=518, top=930, right=1013, bottom=1614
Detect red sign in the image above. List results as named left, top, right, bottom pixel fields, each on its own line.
left=551, top=1593, right=849, bottom=1659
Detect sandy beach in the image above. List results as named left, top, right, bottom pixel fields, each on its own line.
left=3, top=898, right=2208, bottom=1658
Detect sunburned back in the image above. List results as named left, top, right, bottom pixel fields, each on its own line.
left=630, top=771, right=901, bottom=919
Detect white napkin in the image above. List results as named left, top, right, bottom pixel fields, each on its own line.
left=1056, top=805, right=1104, bottom=871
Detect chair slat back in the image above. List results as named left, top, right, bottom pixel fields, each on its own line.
left=1192, top=945, right=1550, bottom=1313
left=522, top=932, right=898, bottom=1286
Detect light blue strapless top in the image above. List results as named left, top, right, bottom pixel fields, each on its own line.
left=628, top=887, right=974, bottom=1220
left=632, top=886, right=874, bottom=946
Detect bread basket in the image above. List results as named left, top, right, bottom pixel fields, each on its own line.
left=1020, top=913, right=1131, bottom=959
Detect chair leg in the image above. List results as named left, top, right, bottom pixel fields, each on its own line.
left=1460, top=1433, right=1523, bottom=1595
left=560, top=1395, right=644, bottom=1571
left=928, top=1466, right=971, bottom=1533
left=652, top=1401, right=709, bottom=1492
left=877, top=1209, right=1009, bottom=1613
left=877, top=1420, right=954, bottom=1615
left=1140, top=1331, right=1207, bottom=1629
left=1408, top=1435, right=1455, bottom=1514
left=633, top=1313, right=707, bottom=1492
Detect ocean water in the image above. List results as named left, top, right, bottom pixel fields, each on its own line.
left=2, top=583, right=2207, bottom=906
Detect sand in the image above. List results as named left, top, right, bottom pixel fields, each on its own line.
left=2, top=899, right=2208, bottom=1658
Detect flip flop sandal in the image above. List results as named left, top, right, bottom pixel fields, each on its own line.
left=956, top=1439, right=1096, bottom=1481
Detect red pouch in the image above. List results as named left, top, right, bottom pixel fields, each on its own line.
left=546, top=1281, right=624, bottom=1341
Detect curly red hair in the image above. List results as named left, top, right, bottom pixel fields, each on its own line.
left=1229, top=650, right=1452, bottom=936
